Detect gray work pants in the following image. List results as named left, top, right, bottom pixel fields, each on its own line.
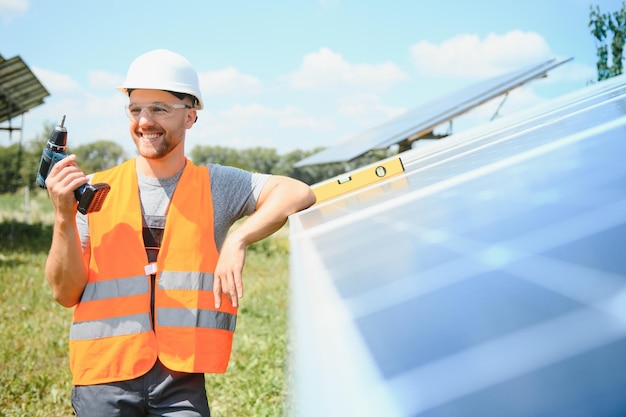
left=71, top=360, right=211, bottom=417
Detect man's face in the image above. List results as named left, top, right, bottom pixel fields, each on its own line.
left=127, top=89, right=196, bottom=160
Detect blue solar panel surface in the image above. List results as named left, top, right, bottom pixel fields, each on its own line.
left=289, top=74, right=626, bottom=416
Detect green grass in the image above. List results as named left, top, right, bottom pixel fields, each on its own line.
left=0, top=188, right=55, bottom=225
left=0, top=191, right=292, bottom=416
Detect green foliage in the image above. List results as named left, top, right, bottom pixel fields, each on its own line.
left=71, top=140, right=128, bottom=174
left=0, top=221, right=53, bottom=252
left=190, top=145, right=281, bottom=173
left=0, top=122, right=52, bottom=193
left=190, top=145, right=241, bottom=168
left=270, top=147, right=345, bottom=184
left=0, top=122, right=59, bottom=193
left=590, top=2, right=626, bottom=80
left=239, top=147, right=281, bottom=173
left=0, top=143, right=23, bottom=193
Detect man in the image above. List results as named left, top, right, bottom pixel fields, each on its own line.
left=44, top=49, right=316, bottom=416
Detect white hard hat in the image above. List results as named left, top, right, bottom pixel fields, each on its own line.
left=117, top=49, right=204, bottom=110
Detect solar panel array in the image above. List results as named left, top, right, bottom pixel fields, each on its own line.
left=0, top=54, right=50, bottom=124
left=288, top=73, right=626, bottom=417
left=294, top=57, right=571, bottom=167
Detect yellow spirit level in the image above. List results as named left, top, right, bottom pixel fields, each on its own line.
left=312, top=157, right=405, bottom=204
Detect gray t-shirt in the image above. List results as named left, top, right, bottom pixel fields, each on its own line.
left=77, top=163, right=269, bottom=257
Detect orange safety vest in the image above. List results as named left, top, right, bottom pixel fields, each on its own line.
left=69, top=158, right=237, bottom=385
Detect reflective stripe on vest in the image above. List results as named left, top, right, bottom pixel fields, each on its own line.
left=159, top=271, right=214, bottom=291
left=158, top=308, right=236, bottom=331
left=69, top=158, right=234, bottom=386
left=70, top=313, right=152, bottom=340
left=157, top=271, right=236, bottom=331
left=81, top=275, right=149, bottom=301
left=157, top=271, right=237, bottom=332
left=70, top=275, right=151, bottom=341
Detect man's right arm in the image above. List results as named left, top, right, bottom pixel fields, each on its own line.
left=44, top=155, right=90, bottom=308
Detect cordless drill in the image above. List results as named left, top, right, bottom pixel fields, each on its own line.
left=36, top=116, right=111, bottom=215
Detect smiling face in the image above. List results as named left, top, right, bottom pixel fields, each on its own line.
left=128, top=89, right=196, bottom=160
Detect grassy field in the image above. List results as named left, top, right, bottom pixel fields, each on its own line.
left=0, top=190, right=292, bottom=416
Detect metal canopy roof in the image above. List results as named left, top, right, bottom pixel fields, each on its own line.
left=295, top=57, right=572, bottom=167
left=288, top=73, right=626, bottom=416
left=0, top=54, right=50, bottom=126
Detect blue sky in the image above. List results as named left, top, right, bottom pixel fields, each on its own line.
left=0, top=0, right=618, bottom=157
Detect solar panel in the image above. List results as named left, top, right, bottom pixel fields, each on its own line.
left=288, top=73, right=626, bottom=417
left=294, top=57, right=571, bottom=167
left=0, top=54, right=50, bottom=125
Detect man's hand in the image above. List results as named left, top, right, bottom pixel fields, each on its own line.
left=213, top=234, right=246, bottom=309
left=45, top=154, right=89, bottom=216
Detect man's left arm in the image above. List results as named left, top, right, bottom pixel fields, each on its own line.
left=213, top=175, right=316, bottom=308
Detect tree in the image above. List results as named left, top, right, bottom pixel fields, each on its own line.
left=271, top=147, right=347, bottom=184
left=236, top=147, right=280, bottom=173
left=190, top=145, right=241, bottom=168
left=590, top=2, right=626, bottom=81
left=71, top=140, right=127, bottom=174
left=190, top=145, right=279, bottom=173
left=0, top=122, right=53, bottom=192
left=0, top=143, right=24, bottom=193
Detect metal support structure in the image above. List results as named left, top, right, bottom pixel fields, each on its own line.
left=490, top=91, right=509, bottom=121
left=0, top=53, right=50, bottom=141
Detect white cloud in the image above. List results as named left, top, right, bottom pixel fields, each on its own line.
left=88, top=70, right=124, bottom=90
left=32, top=67, right=81, bottom=94
left=218, top=103, right=333, bottom=132
left=288, top=47, right=408, bottom=92
left=337, top=93, right=406, bottom=127
left=278, top=106, right=335, bottom=131
left=0, top=0, right=28, bottom=18
left=34, top=92, right=128, bottom=142
left=410, top=31, right=553, bottom=79
left=188, top=103, right=335, bottom=153
left=219, top=103, right=281, bottom=127
left=199, top=67, right=262, bottom=96
left=17, top=66, right=131, bottom=150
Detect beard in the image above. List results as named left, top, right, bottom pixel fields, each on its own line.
left=133, top=130, right=183, bottom=160
left=137, top=136, right=171, bottom=159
